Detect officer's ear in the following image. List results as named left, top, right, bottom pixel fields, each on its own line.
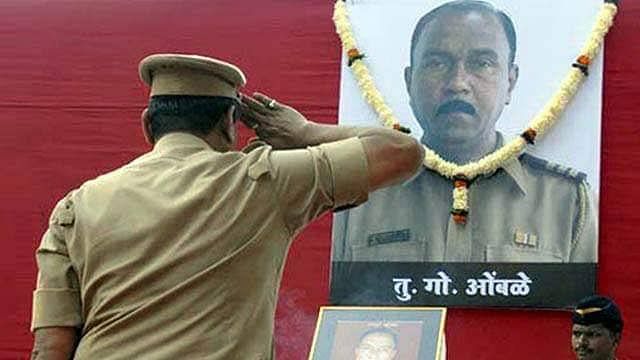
left=506, top=63, right=519, bottom=105
left=141, top=108, right=154, bottom=145
left=214, top=105, right=237, bottom=147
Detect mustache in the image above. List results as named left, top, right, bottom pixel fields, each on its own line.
left=436, top=100, right=476, bottom=116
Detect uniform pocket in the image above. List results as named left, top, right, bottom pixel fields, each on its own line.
left=351, top=240, right=425, bottom=261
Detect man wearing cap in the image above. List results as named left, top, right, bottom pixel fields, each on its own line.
left=332, top=0, right=597, bottom=263
left=30, top=54, right=423, bottom=359
left=572, top=295, right=624, bottom=360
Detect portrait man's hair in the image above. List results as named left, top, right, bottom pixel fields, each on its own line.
left=409, top=0, right=517, bottom=65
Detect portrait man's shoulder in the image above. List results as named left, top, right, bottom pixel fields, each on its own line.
left=519, top=152, right=590, bottom=189
left=520, top=153, right=587, bottom=184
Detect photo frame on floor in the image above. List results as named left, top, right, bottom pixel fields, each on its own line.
left=308, top=306, right=446, bottom=360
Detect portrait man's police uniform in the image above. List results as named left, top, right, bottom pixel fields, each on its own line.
left=332, top=0, right=597, bottom=263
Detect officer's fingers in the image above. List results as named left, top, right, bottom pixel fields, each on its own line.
left=240, top=94, right=268, bottom=114
left=238, top=102, right=255, bottom=117
left=254, top=92, right=290, bottom=110
left=252, top=92, right=274, bottom=106
left=240, top=93, right=269, bottom=115
left=240, top=106, right=280, bottom=133
left=237, top=103, right=260, bottom=126
left=242, top=102, right=281, bottom=127
left=240, top=102, right=275, bottom=123
left=238, top=117, right=259, bottom=131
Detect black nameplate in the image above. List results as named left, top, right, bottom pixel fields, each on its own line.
left=367, top=229, right=411, bottom=246
left=330, top=262, right=597, bottom=309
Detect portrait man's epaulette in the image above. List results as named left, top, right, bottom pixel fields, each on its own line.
left=520, top=153, right=592, bottom=244
left=520, top=153, right=588, bottom=183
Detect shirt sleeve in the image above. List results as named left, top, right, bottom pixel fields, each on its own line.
left=570, top=181, right=598, bottom=262
left=31, top=195, right=83, bottom=331
left=267, top=137, right=369, bottom=235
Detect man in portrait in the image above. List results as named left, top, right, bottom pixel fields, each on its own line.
left=332, top=0, right=597, bottom=263
left=354, top=327, right=399, bottom=360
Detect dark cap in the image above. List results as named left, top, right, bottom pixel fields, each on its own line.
left=572, top=295, right=623, bottom=334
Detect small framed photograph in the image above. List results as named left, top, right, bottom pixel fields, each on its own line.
left=308, top=306, right=446, bottom=360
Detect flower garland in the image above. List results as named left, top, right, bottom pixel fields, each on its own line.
left=333, top=0, right=618, bottom=224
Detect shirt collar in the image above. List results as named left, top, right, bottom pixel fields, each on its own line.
left=153, top=132, right=213, bottom=157
left=403, top=132, right=528, bottom=195
left=492, top=132, right=527, bottom=195
left=500, top=154, right=527, bottom=195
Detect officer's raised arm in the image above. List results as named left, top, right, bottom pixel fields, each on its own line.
left=241, top=92, right=424, bottom=191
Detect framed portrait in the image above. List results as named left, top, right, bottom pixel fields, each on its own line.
left=331, top=0, right=602, bottom=308
left=308, top=307, right=446, bottom=360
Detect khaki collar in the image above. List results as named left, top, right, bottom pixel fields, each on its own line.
left=153, top=132, right=212, bottom=157
left=492, top=132, right=527, bottom=195
left=404, top=132, right=528, bottom=195
left=500, top=155, right=527, bottom=195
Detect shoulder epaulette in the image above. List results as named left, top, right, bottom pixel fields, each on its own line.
left=51, top=192, right=76, bottom=226
left=520, top=153, right=587, bottom=183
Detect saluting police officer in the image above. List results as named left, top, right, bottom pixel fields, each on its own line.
left=30, top=53, right=423, bottom=359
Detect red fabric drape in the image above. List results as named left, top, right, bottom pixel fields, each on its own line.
left=1, top=1, right=638, bottom=358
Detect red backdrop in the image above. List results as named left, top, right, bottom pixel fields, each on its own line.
left=1, top=1, right=638, bottom=359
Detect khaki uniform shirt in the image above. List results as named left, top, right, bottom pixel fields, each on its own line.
left=333, top=152, right=597, bottom=263
left=32, top=133, right=369, bottom=359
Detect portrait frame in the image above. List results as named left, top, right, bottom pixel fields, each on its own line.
left=330, top=0, right=602, bottom=309
left=308, top=306, right=446, bottom=360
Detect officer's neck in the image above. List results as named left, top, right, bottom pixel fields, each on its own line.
left=203, top=123, right=236, bottom=153
left=423, top=132, right=498, bottom=165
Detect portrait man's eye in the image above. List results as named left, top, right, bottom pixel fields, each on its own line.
left=421, top=56, right=450, bottom=71
left=466, top=56, right=499, bottom=75
left=471, top=58, right=496, bottom=69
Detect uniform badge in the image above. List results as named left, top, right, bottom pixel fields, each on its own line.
left=514, top=229, right=538, bottom=247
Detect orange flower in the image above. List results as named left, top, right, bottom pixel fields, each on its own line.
left=452, top=213, right=467, bottom=225
left=347, top=48, right=360, bottom=58
left=391, top=123, right=411, bottom=134
left=521, top=128, right=538, bottom=145
left=346, top=48, right=365, bottom=66
left=453, top=175, right=470, bottom=188
left=454, top=180, right=467, bottom=188
left=572, top=55, right=591, bottom=76
left=577, top=55, right=591, bottom=66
